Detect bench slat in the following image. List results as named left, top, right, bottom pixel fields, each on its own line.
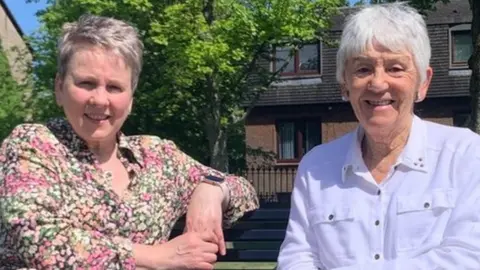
left=214, top=261, right=276, bottom=269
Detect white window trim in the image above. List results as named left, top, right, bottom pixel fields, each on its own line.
left=449, top=24, right=472, bottom=70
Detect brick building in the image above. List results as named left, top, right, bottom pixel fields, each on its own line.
left=244, top=1, right=472, bottom=198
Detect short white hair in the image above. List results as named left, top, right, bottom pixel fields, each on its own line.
left=57, top=14, right=144, bottom=91
left=336, top=3, right=431, bottom=84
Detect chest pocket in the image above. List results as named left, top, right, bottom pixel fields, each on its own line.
left=308, top=204, right=358, bottom=259
left=396, top=189, right=456, bottom=252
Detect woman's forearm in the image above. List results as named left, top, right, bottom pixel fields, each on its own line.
left=133, top=243, right=162, bottom=269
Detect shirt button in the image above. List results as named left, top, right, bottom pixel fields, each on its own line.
left=328, top=214, right=334, bottom=221
left=377, top=190, right=381, bottom=196
left=375, top=220, right=380, bottom=226
left=374, top=254, right=380, bottom=260
left=424, top=202, right=430, bottom=209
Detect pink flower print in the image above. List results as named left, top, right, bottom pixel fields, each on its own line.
left=188, top=167, right=202, bottom=182
left=131, top=232, right=146, bottom=243
left=86, top=247, right=113, bottom=267
left=123, top=257, right=136, bottom=269
left=4, top=173, right=49, bottom=194
left=141, top=193, right=152, bottom=202
left=31, top=137, right=57, bottom=155
left=162, top=143, right=175, bottom=156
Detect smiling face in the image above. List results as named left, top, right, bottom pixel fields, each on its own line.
left=343, top=41, right=432, bottom=137
left=55, top=46, right=133, bottom=146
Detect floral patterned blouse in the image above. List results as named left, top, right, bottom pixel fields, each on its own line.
left=0, top=118, right=259, bottom=269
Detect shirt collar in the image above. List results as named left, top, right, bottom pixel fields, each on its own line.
left=397, top=115, right=428, bottom=172
left=341, top=115, right=428, bottom=182
left=342, top=125, right=364, bottom=182
left=47, top=118, right=144, bottom=166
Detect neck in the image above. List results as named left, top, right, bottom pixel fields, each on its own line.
left=87, top=139, right=117, bottom=164
left=362, top=117, right=412, bottom=169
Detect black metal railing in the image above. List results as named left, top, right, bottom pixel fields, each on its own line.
left=241, top=166, right=297, bottom=203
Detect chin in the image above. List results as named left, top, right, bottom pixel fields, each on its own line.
left=362, top=117, right=397, bottom=132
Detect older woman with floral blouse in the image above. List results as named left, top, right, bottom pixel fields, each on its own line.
left=0, top=15, right=258, bottom=269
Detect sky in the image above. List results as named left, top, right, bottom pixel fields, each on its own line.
left=4, top=0, right=359, bottom=36
left=3, top=0, right=48, bottom=35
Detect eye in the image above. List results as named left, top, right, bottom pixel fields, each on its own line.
left=78, top=81, right=95, bottom=89
left=356, top=67, right=370, bottom=73
left=388, top=65, right=404, bottom=73
left=107, top=85, right=123, bottom=93
left=354, top=66, right=371, bottom=76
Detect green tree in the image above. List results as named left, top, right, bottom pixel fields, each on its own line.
left=0, top=43, right=27, bottom=142
left=352, top=1, right=480, bottom=134
left=26, top=0, right=342, bottom=172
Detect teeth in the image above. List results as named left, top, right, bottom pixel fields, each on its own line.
left=368, top=100, right=392, bottom=106
left=86, top=114, right=109, bottom=120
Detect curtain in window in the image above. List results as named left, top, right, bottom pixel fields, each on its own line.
left=279, top=122, right=295, bottom=159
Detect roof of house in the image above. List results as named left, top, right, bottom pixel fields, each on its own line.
left=331, top=0, right=471, bottom=31
left=254, top=0, right=472, bottom=107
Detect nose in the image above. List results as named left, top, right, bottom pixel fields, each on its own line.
left=89, top=87, right=109, bottom=107
left=368, top=68, right=389, bottom=92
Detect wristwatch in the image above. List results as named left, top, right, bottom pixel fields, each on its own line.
left=203, top=175, right=225, bottom=185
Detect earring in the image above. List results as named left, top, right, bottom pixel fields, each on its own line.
left=342, top=90, right=350, bottom=102
left=415, top=92, right=422, bottom=102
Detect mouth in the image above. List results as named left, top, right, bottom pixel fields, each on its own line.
left=84, top=113, right=111, bottom=121
left=365, top=100, right=394, bottom=106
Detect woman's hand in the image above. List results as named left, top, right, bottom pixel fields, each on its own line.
left=138, top=231, right=219, bottom=270
left=184, top=183, right=227, bottom=256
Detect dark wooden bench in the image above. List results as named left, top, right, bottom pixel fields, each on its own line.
left=170, top=204, right=290, bottom=270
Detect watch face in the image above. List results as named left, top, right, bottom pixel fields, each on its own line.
left=205, top=175, right=224, bottom=182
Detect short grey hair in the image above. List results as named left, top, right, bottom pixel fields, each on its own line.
left=336, top=3, right=431, bottom=85
left=57, top=14, right=144, bottom=91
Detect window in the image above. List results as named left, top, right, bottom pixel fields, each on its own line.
left=277, top=120, right=321, bottom=161
left=274, top=44, right=320, bottom=75
left=450, top=25, right=473, bottom=68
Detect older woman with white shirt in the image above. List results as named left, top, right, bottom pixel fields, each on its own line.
left=277, top=3, right=480, bottom=270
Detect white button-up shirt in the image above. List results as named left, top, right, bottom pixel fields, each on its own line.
left=277, top=116, right=480, bottom=270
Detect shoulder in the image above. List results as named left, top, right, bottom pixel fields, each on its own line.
left=123, top=135, right=185, bottom=165
left=423, top=120, right=480, bottom=157
left=299, top=131, right=352, bottom=168
left=296, top=131, right=353, bottom=178
left=1, top=121, right=60, bottom=155
left=124, top=135, right=178, bottom=151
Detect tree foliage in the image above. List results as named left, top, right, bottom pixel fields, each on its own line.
left=0, top=44, right=28, bottom=142
left=26, top=0, right=343, bottom=172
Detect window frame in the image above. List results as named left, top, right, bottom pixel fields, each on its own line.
left=272, top=43, right=322, bottom=77
left=449, top=24, right=472, bottom=69
left=276, top=119, right=322, bottom=163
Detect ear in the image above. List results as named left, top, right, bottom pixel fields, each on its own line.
left=127, top=98, right=133, bottom=114
left=416, top=66, right=433, bottom=102
left=54, top=74, right=63, bottom=107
